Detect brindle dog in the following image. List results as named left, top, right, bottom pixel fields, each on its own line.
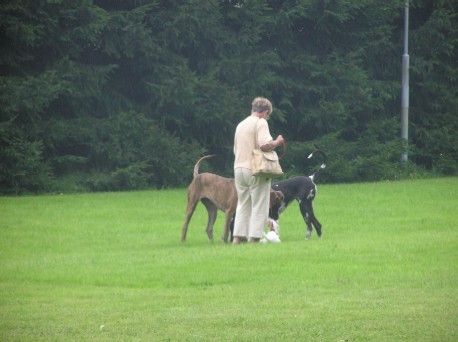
left=181, top=155, right=237, bottom=243
left=181, top=155, right=283, bottom=243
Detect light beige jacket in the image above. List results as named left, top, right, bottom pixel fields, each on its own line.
left=234, top=116, right=273, bottom=170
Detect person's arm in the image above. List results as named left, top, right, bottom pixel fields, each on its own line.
left=260, top=135, right=284, bottom=152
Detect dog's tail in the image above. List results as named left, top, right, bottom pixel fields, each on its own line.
left=307, top=150, right=327, bottom=181
left=193, top=155, right=216, bottom=178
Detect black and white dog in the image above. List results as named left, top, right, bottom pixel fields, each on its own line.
left=270, top=150, right=326, bottom=240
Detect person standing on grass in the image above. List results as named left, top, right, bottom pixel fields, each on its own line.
left=232, top=97, right=284, bottom=244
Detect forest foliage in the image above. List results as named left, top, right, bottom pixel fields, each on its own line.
left=1, top=0, right=457, bottom=194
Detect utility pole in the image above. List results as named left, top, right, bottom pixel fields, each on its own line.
left=401, top=0, right=410, bottom=162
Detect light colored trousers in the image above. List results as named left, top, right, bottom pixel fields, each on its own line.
left=233, top=168, right=271, bottom=239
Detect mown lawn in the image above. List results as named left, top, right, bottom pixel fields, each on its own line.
left=1, top=178, right=457, bottom=341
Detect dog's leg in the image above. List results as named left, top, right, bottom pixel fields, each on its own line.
left=222, top=209, right=236, bottom=244
left=309, top=209, right=322, bottom=238
left=229, top=214, right=235, bottom=242
left=299, top=201, right=314, bottom=240
left=299, top=200, right=322, bottom=239
left=201, top=198, right=217, bottom=242
left=181, top=198, right=199, bottom=242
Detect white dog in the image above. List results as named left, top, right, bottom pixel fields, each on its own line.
left=261, top=218, right=281, bottom=243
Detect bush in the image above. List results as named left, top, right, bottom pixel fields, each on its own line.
left=0, top=121, right=52, bottom=194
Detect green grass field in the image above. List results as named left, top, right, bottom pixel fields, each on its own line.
left=1, top=178, right=457, bottom=341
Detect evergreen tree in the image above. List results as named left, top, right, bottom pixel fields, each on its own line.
left=0, top=0, right=456, bottom=193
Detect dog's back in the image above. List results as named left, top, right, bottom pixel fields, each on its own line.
left=273, top=176, right=315, bottom=202
left=189, top=155, right=237, bottom=211
left=190, top=172, right=237, bottom=212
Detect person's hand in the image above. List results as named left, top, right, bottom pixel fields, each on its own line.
left=275, top=135, right=285, bottom=147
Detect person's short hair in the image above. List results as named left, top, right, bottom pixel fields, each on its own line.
left=252, top=97, right=272, bottom=115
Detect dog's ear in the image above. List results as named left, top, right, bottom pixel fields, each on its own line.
left=269, top=189, right=283, bottom=206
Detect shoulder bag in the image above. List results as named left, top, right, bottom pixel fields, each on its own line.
left=251, top=119, right=286, bottom=178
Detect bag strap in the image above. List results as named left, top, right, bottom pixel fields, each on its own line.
left=255, top=118, right=286, bottom=160
left=278, top=140, right=286, bottom=160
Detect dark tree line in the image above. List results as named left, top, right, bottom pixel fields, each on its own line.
left=0, top=0, right=457, bottom=194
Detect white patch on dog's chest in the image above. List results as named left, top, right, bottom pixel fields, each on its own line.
left=279, top=201, right=287, bottom=213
